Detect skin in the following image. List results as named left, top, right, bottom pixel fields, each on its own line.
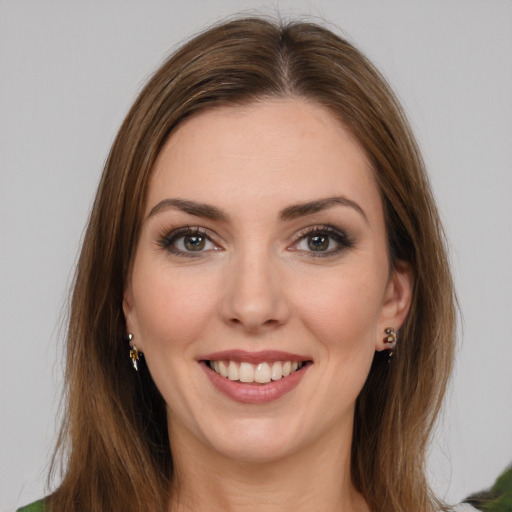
left=124, top=98, right=412, bottom=512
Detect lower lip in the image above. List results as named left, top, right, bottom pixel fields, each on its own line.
left=201, top=362, right=310, bottom=404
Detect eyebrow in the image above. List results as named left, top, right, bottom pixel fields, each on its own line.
left=279, top=196, right=368, bottom=223
left=148, top=198, right=229, bottom=221
left=147, top=195, right=367, bottom=223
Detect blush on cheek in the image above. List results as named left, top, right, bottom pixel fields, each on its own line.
left=299, top=289, right=380, bottom=351
left=134, top=278, right=219, bottom=350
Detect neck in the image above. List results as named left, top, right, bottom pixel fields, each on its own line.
left=167, top=420, right=369, bottom=512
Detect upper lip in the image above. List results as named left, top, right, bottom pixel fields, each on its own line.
left=199, top=349, right=312, bottom=364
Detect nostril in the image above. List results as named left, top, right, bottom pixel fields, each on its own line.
left=228, top=316, right=281, bottom=332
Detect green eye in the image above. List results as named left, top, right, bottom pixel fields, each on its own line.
left=291, top=225, right=355, bottom=257
left=308, top=235, right=330, bottom=251
left=184, top=235, right=206, bottom=251
left=159, top=227, right=218, bottom=257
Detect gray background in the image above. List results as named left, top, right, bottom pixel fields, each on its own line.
left=1, top=0, right=511, bottom=510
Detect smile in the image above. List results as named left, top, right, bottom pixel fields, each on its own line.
left=207, top=360, right=305, bottom=384
left=200, top=350, right=312, bottom=404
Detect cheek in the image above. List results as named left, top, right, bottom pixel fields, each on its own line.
left=131, top=262, right=220, bottom=351
left=293, top=266, right=385, bottom=354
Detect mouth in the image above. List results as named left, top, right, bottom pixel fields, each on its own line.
left=206, top=359, right=307, bottom=384
left=199, top=350, right=312, bottom=404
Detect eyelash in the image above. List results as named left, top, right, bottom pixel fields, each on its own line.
left=158, top=226, right=219, bottom=258
left=289, top=224, right=355, bottom=258
left=157, top=224, right=355, bottom=258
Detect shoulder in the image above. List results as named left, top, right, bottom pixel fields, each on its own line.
left=16, top=499, right=46, bottom=512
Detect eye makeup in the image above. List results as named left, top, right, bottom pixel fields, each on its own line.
left=287, top=224, right=355, bottom=258
left=157, top=226, right=221, bottom=258
left=156, top=222, right=355, bottom=260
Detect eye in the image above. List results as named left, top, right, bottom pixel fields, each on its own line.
left=299, top=234, right=332, bottom=252
left=289, top=225, right=354, bottom=257
left=158, top=227, right=220, bottom=257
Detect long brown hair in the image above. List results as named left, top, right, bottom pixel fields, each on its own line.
left=48, top=17, right=456, bottom=512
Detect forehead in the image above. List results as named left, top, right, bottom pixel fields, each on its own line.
left=148, top=98, right=380, bottom=221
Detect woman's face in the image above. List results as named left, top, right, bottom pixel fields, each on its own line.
left=124, top=98, right=411, bottom=463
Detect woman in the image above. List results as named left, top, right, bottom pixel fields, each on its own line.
left=18, top=17, right=465, bottom=512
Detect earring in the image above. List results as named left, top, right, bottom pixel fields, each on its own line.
left=126, top=333, right=140, bottom=371
left=383, top=327, right=397, bottom=362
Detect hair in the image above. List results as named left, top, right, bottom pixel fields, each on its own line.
left=48, top=16, right=456, bottom=512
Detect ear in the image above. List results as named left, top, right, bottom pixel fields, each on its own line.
left=375, top=261, right=413, bottom=351
left=123, top=280, right=143, bottom=351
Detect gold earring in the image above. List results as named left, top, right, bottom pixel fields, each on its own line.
left=127, top=333, right=140, bottom=371
left=383, top=327, right=397, bottom=362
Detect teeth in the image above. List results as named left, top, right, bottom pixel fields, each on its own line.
left=239, top=362, right=255, bottom=382
left=228, top=361, right=239, bottom=381
left=209, top=360, right=304, bottom=383
left=219, top=360, right=228, bottom=377
left=255, top=362, right=271, bottom=383
left=271, top=361, right=283, bottom=381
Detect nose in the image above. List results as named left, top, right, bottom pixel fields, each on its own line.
left=220, top=247, right=291, bottom=333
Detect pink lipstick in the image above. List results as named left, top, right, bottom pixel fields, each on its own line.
left=199, top=350, right=312, bottom=404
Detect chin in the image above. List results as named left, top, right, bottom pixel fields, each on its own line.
left=205, top=418, right=304, bottom=464
left=168, top=404, right=308, bottom=465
